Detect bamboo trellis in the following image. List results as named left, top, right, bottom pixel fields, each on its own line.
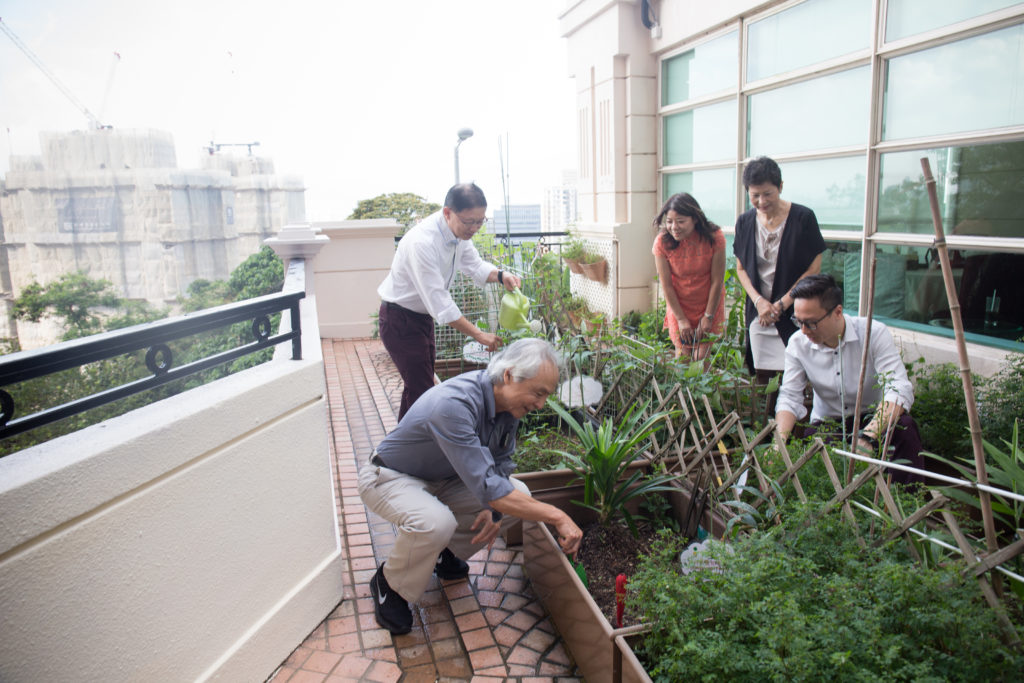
left=568, top=336, right=1022, bottom=646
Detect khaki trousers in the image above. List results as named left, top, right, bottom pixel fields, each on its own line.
left=357, top=459, right=529, bottom=603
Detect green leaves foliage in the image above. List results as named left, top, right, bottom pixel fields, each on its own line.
left=630, top=507, right=1023, bottom=682
left=347, top=192, right=440, bottom=234
left=13, top=271, right=123, bottom=340
left=547, top=398, right=679, bottom=535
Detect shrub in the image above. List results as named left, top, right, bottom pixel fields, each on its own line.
left=910, top=360, right=975, bottom=459
left=979, top=352, right=1024, bottom=445
left=631, top=505, right=1023, bottom=682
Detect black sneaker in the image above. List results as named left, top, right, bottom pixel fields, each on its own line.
left=369, top=564, right=412, bottom=635
left=434, top=547, right=470, bottom=580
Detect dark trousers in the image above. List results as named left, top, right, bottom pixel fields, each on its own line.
left=379, top=302, right=435, bottom=420
left=805, top=412, right=925, bottom=486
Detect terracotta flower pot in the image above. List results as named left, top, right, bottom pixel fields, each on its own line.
left=563, top=257, right=585, bottom=274
left=580, top=258, right=607, bottom=283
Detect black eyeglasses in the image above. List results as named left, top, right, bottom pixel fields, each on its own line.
left=791, top=304, right=837, bottom=331
left=455, top=213, right=486, bottom=228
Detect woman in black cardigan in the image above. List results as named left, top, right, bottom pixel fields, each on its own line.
left=733, top=157, right=825, bottom=412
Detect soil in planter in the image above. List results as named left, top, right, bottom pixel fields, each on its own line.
left=576, top=520, right=660, bottom=626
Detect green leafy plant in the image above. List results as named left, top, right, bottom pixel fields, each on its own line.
left=908, top=359, right=976, bottom=459
left=929, top=420, right=1024, bottom=598
left=978, top=352, right=1024, bottom=446
left=548, top=399, right=680, bottom=536
left=630, top=505, right=1024, bottom=682
left=721, top=480, right=786, bottom=537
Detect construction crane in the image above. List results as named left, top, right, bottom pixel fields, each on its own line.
left=0, top=16, right=109, bottom=130
left=206, top=141, right=261, bottom=156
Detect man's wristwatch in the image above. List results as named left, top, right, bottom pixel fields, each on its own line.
left=497, top=270, right=504, bottom=285
left=859, top=431, right=879, bottom=450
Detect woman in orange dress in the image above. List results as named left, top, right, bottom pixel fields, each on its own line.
left=651, top=193, right=726, bottom=360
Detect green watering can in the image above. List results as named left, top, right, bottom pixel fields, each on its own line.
left=498, top=287, right=531, bottom=331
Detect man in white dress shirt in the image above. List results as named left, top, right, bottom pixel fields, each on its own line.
left=378, top=183, right=521, bottom=419
left=775, top=274, right=925, bottom=484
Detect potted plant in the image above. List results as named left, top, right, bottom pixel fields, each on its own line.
left=580, top=250, right=608, bottom=284
left=562, top=232, right=607, bottom=282
left=562, top=234, right=587, bottom=274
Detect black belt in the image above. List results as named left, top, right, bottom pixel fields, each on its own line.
left=383, top=301, right=431, bottom=319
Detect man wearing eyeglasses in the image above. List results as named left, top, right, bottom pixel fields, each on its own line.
left=378, top=183, right=521, bottom=420
left=774, top=274, right=924, bottom=484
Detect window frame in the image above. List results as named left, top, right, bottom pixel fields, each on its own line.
left=654, top=0, right=1024, bottom=350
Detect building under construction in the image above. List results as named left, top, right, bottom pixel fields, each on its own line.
left=0, top=127, right=305, bottom=347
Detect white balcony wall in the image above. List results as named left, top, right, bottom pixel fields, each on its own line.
left=309, top=219, right=401, bottom=339
left=0, top=261, right=343, bottom=683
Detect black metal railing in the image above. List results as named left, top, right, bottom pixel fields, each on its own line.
left=0, top=275, right=305, bottom=442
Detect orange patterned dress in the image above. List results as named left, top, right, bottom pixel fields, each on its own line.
left=652, top=231, right=726, bottom=350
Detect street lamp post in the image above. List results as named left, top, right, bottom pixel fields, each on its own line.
left=454, top=127, right=473, bottom=184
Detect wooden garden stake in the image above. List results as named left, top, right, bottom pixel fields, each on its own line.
left=848, top=255, right=878, bottom=483
left=919, top=157, right=998, bottom=557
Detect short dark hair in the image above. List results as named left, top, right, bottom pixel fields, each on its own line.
left=653, top=192, right=721, bottom=249
left=790, top=274, right=843, bottom=311
left=444, top=183, right=487, bottom=212
left=742, top=156, right=783, bottom=189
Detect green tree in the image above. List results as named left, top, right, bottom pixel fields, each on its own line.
left=347, top=192, right=440, bottom=235
left=228, top=245, right=285, bottom=300
left=13, top=272, right=123, bottom=340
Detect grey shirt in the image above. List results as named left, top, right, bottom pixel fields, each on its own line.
left=374, top=370, right=519, bottom=507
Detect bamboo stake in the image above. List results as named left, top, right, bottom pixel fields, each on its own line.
left=919, top=157, right=997, bottom=556
left=847, top=255, right=878, bottom=483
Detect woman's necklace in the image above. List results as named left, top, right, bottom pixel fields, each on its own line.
left=759, top=210, right=782, bottom=230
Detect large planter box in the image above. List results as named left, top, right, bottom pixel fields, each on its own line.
left=505, top=460, right=650, bottom=546
left=523, top=482, right=726, bottom=683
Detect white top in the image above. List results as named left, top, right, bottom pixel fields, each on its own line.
left=755, top=217, right=786, bottom=299
left=377, top=211, right=495, bottom=325
left=775, top=314, right=915, bottom=422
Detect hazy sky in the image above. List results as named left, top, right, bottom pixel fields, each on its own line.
left=0, top=0, right=577, bottom=220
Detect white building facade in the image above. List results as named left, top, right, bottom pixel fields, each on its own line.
left=560, top=0, right=1024, bottom=369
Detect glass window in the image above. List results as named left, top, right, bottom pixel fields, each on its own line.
left=819, top=240, right=863, bottom=311
left=747, top=66, right=870, bottom=155
left=870, top=244, right=1024, bottom=346
left=664, top=100, right=738, bottom=165
left=877, top=140, right=1024, bottom=237
left=885, top=0, right=1021, bottom=42
left=662, top=31, right=738, bottom=105
left=747, top=0, right=871, bottom=82
left=766, top=156, right=867, bottom=231
left=883, top=24, right=1024, bottom=140
left=663, top=168, right=737, bottom=228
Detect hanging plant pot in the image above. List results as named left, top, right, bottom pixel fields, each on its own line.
left=581, top=257, right=607, bottom=283
left=563, top=257, right=585, bottom=274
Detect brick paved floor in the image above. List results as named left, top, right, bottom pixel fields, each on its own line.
left=268, top=339, right=582, bottom=683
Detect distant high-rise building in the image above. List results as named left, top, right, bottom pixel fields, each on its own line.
left=491, top=204, right=541, bottom=243
left=542, top=170, right=578, bottom=232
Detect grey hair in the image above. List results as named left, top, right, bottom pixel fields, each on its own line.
left=487, top=338, right=564, bottom=384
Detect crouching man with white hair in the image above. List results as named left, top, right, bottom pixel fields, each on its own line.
left=357, top=337, right=584, bottom=635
